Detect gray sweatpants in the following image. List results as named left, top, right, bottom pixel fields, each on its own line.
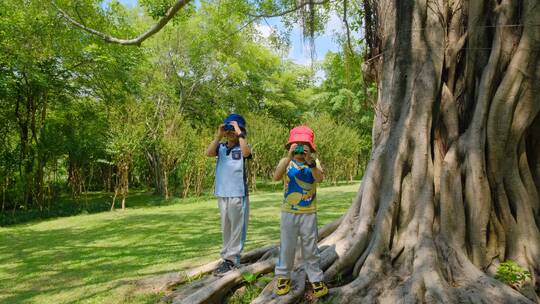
left=218, top=196, right=249, bottom=265
left=275, top=212, right=323, bottom=282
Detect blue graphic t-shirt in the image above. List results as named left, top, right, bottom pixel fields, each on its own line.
left=282, top=160, right=317, bottom=213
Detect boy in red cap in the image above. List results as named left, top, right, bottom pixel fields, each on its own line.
left=272, top=126, right=328, bottom=298
left=206, top=114, right=252, bottom=276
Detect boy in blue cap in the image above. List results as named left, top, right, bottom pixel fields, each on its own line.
left=206, top=114, right=252, bottom=275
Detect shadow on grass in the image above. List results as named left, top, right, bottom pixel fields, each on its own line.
left=0, top=190, right=216, bottom=227
left=0, top=183, right=359, bottom=304
left=0, top=210, right=223, bottom=303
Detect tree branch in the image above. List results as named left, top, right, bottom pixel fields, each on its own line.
left=247, top=0, right=333, bottom=18
left=51, top=0, right=191, bottom=46
left=343, top=0, right=353, bottom=53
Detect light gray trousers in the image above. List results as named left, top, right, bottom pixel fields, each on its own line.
left=275, top=212, right=323, bottom=282
left=218, top=196, right=249, bottom=265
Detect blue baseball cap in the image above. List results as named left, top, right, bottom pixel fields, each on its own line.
left=224, top=114, right=246, bottom=130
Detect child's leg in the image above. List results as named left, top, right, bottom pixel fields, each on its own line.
left=299, top=213, right=323, bottom=282
left=275, top=212, right=299, bottom=278
left=222, top=196, right=249, bottom=265
left=218, top=197, right=232, bottom=261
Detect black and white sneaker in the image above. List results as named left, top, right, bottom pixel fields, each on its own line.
left=213, top=259, right=235, bottom=276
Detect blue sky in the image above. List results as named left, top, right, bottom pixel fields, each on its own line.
left=256, top=15, right=342, bottom=66
left=114, top=0, right=343, bottom=66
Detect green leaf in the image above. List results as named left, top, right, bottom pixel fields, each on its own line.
left=241, top=272, right=258, bottom=284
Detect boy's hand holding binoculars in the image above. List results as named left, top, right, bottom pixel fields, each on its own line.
left=287, top=143, right=298, bottom=159
left=219, top=121, right=242, bottom=137
left=216, top=124, right=226, bottom=139
left=304, top=146, right=314, bottom=163
left=288, top=144, right=315, bottom=163
left=229, top=121, right=242, bottom=135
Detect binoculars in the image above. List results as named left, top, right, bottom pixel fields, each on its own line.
left=293, top=145, right=305, bottom=154
left=223, top=123, right=235, bottom=131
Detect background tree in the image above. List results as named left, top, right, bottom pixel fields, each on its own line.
left=106, top=101, right=144, bottom=210
left=306, top=113, right=363, bottom=183
left=0, top=0, right=143, bottom=215
left=312, top=50, right=375, bottom=175
left=245, top=114, right=288, bottom=188
left=0, top=0, right=368, bottom=226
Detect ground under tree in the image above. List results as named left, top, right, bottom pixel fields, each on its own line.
left=55, top=0, right=540, bottom=302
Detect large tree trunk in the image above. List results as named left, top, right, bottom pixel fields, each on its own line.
left=137, top=0, right=540, bottom=302
left=310, top=0, right=540, bottom=302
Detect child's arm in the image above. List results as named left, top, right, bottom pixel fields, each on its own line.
left=273, top=158, right=291, bottom=181
left=230, top=121, right=251, bottom=157
left=305, top=147, right=324, bottom=183
left=309, top=160, right=324, bottom=183
left=272, top=144, right=296, bottom=181
left=206, top=124, right=225, bottom=157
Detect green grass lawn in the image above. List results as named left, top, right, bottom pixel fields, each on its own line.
left=0, top=183, right=358, bottom=304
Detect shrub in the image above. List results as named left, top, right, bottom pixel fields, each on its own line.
left=306, top=114, right=364, bottom=183
left=245, top=114, right=288, bottom=190
left=495, top=260, right=531, bottom=289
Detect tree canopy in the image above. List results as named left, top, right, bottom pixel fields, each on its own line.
left=0, top=0, right=372, bottom=224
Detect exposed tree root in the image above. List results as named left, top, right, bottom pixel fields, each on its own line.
left=171, top=260, right=275, bottom=304
left=137, top=245, right=276, bottom=293
left=139, top=217, right=342, bottom=302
